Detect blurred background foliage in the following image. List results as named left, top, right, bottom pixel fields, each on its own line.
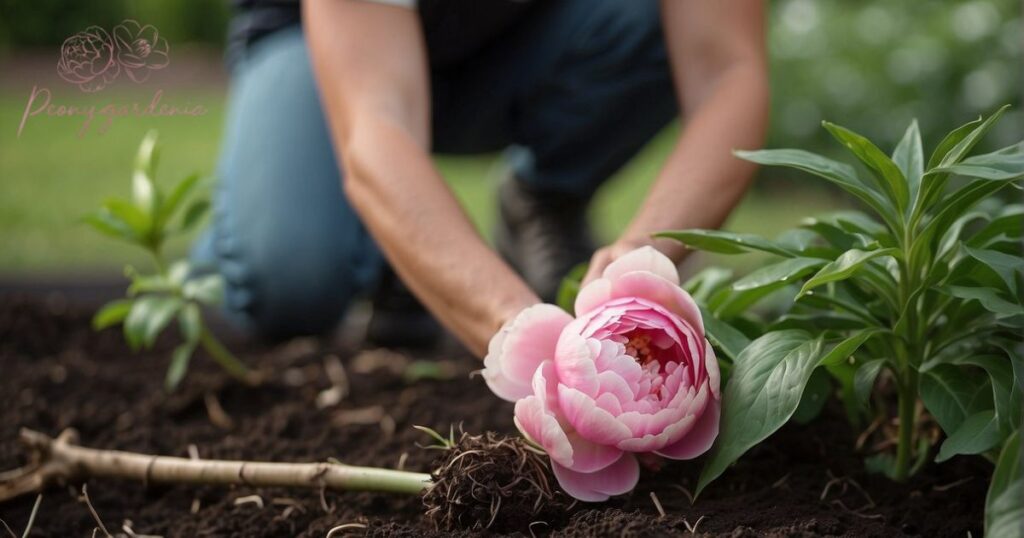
left=0, top=0, right=1020, bottom=276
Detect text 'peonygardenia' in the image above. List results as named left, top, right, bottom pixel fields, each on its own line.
left=483, top=247, right=721, bottom=501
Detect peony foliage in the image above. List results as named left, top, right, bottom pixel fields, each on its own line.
left=660, top=105, right=1022, bottom=536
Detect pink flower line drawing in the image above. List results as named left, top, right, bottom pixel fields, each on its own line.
left=57, top=20, right=170, bottom=92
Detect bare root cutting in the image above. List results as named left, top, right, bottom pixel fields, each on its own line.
left=0, top=428, right=430, bottom=503
left=422, top=431, right=572, bottom=532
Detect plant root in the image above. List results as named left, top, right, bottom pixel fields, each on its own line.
left=422, top=431, right=572, bottom=532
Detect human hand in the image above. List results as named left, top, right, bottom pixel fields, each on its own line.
left=582, top=237, right=659, bottom=286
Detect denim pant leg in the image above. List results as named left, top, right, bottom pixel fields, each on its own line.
left=432, top=0, right=676, bottom=200
left=193, top=27, right=383, bottom=338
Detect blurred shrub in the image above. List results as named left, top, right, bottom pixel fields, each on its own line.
left=0, top=0, right=230, bottom=49
left=0, top=0, right=1017, bottom=151
left=768, top=0, right=1020, bottom=157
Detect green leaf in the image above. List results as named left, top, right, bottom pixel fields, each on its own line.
left=792, top=368, right=831, bottom=424
left=132, top=130, right=161, bottom=215
left=797, top=248, right=899, bottom=298
left=179, top=303, right=202, bottom=346
left=160, top=172, right=201, bottom=226
left=734, top=149, right=900, bottom=231
left=986, top=430, right=1023, bottom=538
left=820, top=328, right=884, bottom=367
left=699, top=305, right=750, bottom=362
left=683, top=267, right=734, bottom=303
left=696, top=330, right=824, bottom=496
left=656, top=229, right=794, bottom=257
left=102, top=198, right=151, bottom=238
left=770, top=311, right=866, bottom=332
left=893, top=119, right=924, bottom=205
left=823, top=121, right=910, bottom=214
left=183, top=274, right=225, bottom=305
left=92, top=299, right=132, bottom=330
left=930, top=142, right=1024, bottom=181
left=732, top=258, right=825, bottom=292
left=946, top=286, right=1024, bottom=318
left=937, top=211, right=990, bottom=260
left=168, top=260, right=191, bottom=286
left=165, top=343, right=195, bottom=391
left=82, top=211, right=135, bottom=242
left=180, top=199, right=210, bottom=232
left=917, top=105, right=1010, bottom=220
left=964, top=246, right=1022, bottom=294
left=710, top=282, right=786, bottom=319
left=936, top=410, right=1001, bottom=462
left=927, top=115, right=981, bottom=170
left=555, top=263, right=588, bottom=315
left=948, top=355, right=1021, bottom=437
left=920, top=364, right=994, bottom=434
left=969, top=205, right=1023, bottom=247
left=123, top=295, right=182, bottom=350
left=854, top=358, right=886, bottom=407
left=127, top=273, right=176, bottom=296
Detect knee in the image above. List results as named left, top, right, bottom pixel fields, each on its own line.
left=216, top=223, right=380, bottom=339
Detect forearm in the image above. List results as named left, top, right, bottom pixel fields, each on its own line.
left=303, top=0, right=537, bottom=356
left=622, top=60, right=769, bottom=261
left=341, top=118, right=538, bottom=356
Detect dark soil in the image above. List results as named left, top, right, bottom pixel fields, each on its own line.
left=0, top=291, right=988, bottom=537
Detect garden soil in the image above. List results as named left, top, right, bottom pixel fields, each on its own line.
left=0, top=292, right=987, bottom=537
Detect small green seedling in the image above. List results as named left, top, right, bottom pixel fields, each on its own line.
left=85, top=131, right=253, bottom=391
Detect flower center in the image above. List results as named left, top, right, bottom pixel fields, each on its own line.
left=133, top=39, right=152, bottom=57
left=624, top=334, right=654, bottom=365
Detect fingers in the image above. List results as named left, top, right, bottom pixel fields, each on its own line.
left=582, top=248, right=612, bottom=285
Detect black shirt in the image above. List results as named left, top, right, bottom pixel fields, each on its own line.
left=228, top=0, right=539, bottom=69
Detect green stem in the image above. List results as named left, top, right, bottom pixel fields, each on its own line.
left=148, top=247, right=167, bottom=276
left=893, top=369, right=918, bottom=481
left=199, top=328, right=254, bottom=384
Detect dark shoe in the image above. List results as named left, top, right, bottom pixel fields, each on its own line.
left=366, top=267, right=443, bottom=350
left=495, top=177, right=596, bottom=302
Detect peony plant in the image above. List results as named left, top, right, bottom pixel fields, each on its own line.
left=85, top=131, right=253, bottom=390
left=659, top=106, right=1021, bottom=535
left=483, top=247, right=721, bottom=501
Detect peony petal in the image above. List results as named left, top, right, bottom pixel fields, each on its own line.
left=532, top=360, right=561, bottom=411
left=554, top=333, right=601, bottom=397
left=655, top=398, right=721, bottom=460
left=602, top=246, right=680, bottom=285
left=609, top=273, right=704, bottom=335
left=705, top=340, right=721, bottom=399
left=551, top=453, right=640, bottom=502
left=575, top=277, right=613, bottom=316
left=482, top=327, right=530, bottom=401
left=514, top=396, right=574, bottom=467
left=557, top=385, right=632, bottom=445
left=483, top=304, right=572, bottom=401
left=565, top=430, right=623, bottom=473
left=596, top=370, right=635, bottom=406
left=617, top=414, right=696, bottom=452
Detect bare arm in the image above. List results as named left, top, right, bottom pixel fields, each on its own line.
left=303, top=0, right=538, bottom=356
left=585, top=0, right=769, bottom=281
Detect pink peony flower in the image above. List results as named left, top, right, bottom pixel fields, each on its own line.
left=57, top=26, right=120, bottom=92
left=113, top=20, right=170, bottom=83
left=483, top=247, right=721, bottom=501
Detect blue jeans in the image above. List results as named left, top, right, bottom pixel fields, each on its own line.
left=195, top=0, right=676, bottom=338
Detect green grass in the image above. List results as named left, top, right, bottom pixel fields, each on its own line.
left=1, top=88, right=843, bottom=278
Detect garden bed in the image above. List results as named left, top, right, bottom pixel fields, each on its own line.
left=0, top=292, right=986, bottom=537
